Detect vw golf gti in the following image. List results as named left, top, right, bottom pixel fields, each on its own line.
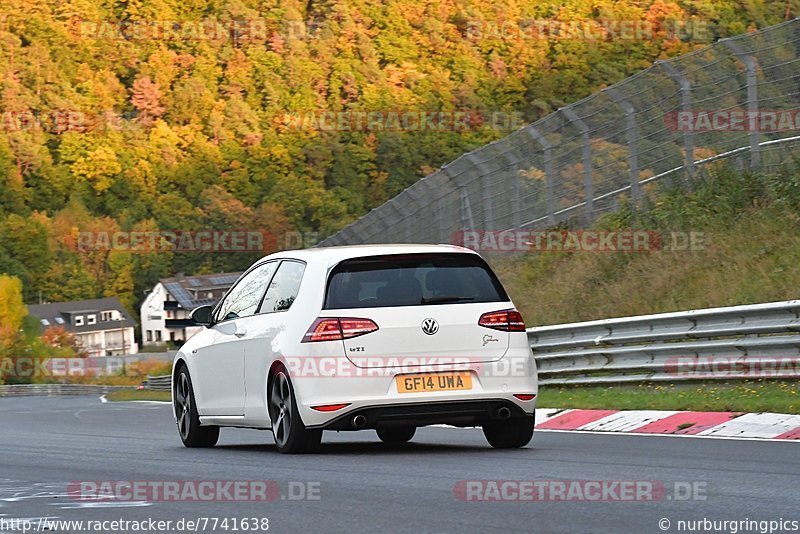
left=172, top=244, right=538, bottom=453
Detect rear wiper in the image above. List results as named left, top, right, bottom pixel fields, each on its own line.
left=420, top=296, right=475, bottom=304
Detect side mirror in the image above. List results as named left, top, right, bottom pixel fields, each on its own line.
left=190, top=305, right=214, bottom=327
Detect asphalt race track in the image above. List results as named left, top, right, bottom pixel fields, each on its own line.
left=1, top=396, right=798, bottom=533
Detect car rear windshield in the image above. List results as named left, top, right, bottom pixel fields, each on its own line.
left=324, top=253, right=509, bottom=309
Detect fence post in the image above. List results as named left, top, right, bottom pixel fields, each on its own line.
left=400, top=204, right=413, bottom=244
left=415, top=174, right=449, bottom=243
left=722, top=38, right=761, bottom=168
left=524, top=126, right=555, bottom=225
left=350, top=222, right=372, bottom=244
left=604, top=86, right=641, bottom=206
left=405, top=183, right=430, bottom=243
left=388, top=198, right=412, bottom=243
left=502, top=152, right=522, bottom=230
left=467, top=153, right=494, bottom=230
left=658, top=60, right=695, bottom=179
left=459, top=187, right=476, bottom=239
left=560, top=106, right=593, bottom=224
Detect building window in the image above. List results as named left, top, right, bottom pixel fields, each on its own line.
left=55, top=317, right=65, bottom=325
left=146, top=330, right=153, bottom=342
left=155, top=331, right=162, bottom=342
left=40, top=319, right=50, bottom=327
left=74, top=316, right=84, bottom=326
left=87, top=315, right=97, bottom=325
left=101, top=311, right=114, bottom=322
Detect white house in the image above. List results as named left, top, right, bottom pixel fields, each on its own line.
left=27, top=297, right=138, bottom=357
left=140, top=272, right=242, bottom=348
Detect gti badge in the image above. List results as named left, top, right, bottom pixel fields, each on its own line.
left=421, top=318, right=439, bottom=335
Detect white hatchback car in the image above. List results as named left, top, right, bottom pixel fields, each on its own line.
left=172, top=244, right=538, bottom=453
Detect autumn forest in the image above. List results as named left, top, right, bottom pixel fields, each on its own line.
left=0, top=0, right=793, bottom=318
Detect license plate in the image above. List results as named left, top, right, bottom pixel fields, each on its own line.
left=396, top=372, right=472, bottom=394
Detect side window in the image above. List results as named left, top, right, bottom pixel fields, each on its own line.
left=259, top=261, right=306, bottom=313
left=215, top=262, right=278, bottom=322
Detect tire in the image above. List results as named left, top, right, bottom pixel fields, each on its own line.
left=377, top=427, right=416, bottom=444
left=174, top=365, right=220, bottom=448
left=482, top=416, right=534, bottom=449
left=268, top=369, right=322, bottom=454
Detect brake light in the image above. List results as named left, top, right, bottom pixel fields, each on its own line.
left=303, top=318, right=343, bottom=342
left=478, top=309, right=526, bottom=332
left=340, top=318, right=379, bottom=338
left=302, top=317, right=379, bottom=342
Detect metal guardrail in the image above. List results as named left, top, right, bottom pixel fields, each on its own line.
left=528, top=300, right=800, bottom=385
left=0, top=384, right=130, bottom=397
left=9, top=300, right=793, bottom=397
left=145, top=375, right=172, bottom=392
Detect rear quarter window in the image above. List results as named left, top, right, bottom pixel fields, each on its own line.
left=324, top=253, right=509, bottom=309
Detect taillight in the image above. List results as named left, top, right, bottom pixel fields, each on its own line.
left=339, top=318, right=379, bottom=338
left=478, top=309, right=526, bottom=332
left=513, top=394, right=536, bottom=401
left=302, top=317, right=379, bottom=342
left=303, top=318, right=343, bottom=342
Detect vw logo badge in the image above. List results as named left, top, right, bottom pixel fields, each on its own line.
left=421, top=318, right=439, bottom=335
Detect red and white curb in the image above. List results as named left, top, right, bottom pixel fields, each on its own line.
left=535, top=408, right=800, bottom=440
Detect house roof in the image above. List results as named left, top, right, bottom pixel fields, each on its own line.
left=27, top=297, right=137, bottom=333
left=160, top=272, right=243, bottom=310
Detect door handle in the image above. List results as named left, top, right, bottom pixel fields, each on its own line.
left=234, top=329, right=247, bottom=338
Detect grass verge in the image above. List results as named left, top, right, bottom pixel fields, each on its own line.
left=492, top=164, right=800, bottom=326
left=105, top=389, right=171, bottom=402
left=537, top=380, right=800, bottom=414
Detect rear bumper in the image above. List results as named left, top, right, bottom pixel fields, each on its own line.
left=309, top=398, right=531, bottom=430
left=290, top=347, right=538, bottom=429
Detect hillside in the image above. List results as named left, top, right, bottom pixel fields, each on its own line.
left=0, top=0, right=790, bottom=310
left=493, top=164, right=800, bottom=326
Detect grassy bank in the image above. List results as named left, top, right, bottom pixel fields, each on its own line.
left=537, top=381, right=800, bottom=414
left=493, top=164, right=800, bottom=326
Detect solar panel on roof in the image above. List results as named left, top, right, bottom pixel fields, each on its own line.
left=188, top=279, right=201, bottom=287
left=164, top=282, right=195, bottom=309
left=209, top=275, right=239, bottom=286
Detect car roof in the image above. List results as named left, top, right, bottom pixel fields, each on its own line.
left=257, top=244, right=479, bottom=267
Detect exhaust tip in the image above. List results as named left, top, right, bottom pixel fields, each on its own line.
left=496, top=407, right=511, bottom=420
left=352, top=415, right=367, bottom=429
